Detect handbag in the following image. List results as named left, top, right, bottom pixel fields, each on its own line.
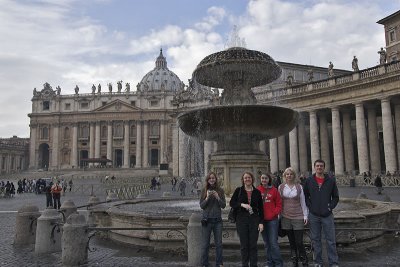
left=228, top=188, right=242, bottom=223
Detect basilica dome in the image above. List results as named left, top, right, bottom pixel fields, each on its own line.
left=137, top=49, right=184, bottom=92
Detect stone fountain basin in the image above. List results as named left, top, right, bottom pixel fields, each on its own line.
left=177, top=105, right=299, bottom=141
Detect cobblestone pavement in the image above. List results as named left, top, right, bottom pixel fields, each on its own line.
left=0, top=182, right=399, bottom=266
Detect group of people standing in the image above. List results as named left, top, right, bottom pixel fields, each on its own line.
left=199, top=159, right=340, bottom=267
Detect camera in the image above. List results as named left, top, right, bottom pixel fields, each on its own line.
left=248, top=207, right=254, bottom=215
left=201, top=218, right=208, bottom=226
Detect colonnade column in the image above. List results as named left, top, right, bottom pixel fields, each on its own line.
left=135, top=121, right=142, bottom=168
left=342, top=109, right=355, bottom=174
left=366, top=105, right=381, bottom=174
left=107, top=122, right=112, bottom=163
left=355, top=103, right=369, bottom=174
left=309, top=110, right=320, bottom=166
left=298, top=115, right=308, bottom=174
left=259, top=140, right=267, bottom=154
left=331, top=107, right=344, bottom=175
left=123, top=121, right=130, bottom=168
left=319, top=111, right=330, bottom=171
left=143, top=121, right=149, bottom=167
left=160, top=121, right=166, bottom=163
left=94, top=122, right=100, bottom=159
left=381, top=98, right=397, bottom=173
left=269, top=138, right=278, bottom=174
left=51, top=124, right=59, bottom=170
left=172, top=124, right=179, bottom=176
left=278, top=136, right=286, bottom=171
left=89, top=122, right=95, bottom=166
left=178, top=128, right=187, bottom=177
left=394, top=104, right=400, bottom=170
left=289, top=127, right=299, bottom=173
left=71, top=124, right=78, bottom=168
left=29, top=125, right=37, bottom=169
left=204, top=141, right=212, bottom=175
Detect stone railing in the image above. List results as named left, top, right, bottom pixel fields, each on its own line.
left=335, top=174, right=400, bottom=187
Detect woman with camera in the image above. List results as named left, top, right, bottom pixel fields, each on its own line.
left=229, top=172, right=264, bottom=267
left=199, top=172, right=226, bottom=267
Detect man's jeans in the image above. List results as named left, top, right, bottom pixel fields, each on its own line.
left=308, top=213, right=339, bottom=266
left=201, top=218, right=223, bottom=266
left=261, top=218, right=283, bottom=267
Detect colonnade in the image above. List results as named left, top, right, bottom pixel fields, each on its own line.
left=267, top=98, right=400, bottom=176
left=0, top=153, right=25, bottom=174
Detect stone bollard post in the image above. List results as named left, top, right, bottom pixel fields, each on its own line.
left=14, top=205, right=41, bottom=246
left=35, top=208, right=63, bottom=254
left=60, top=200, right=78, bottom=222
left=62, top=213, right=88, bottom=266
left=187, top=213, right=203, bottom=266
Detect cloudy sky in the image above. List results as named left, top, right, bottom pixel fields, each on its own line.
left=0, top=0, right=398, bottom=138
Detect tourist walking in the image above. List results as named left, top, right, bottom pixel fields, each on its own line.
left=178, top=178, right=186, bottom=196
left=303, top=159, right=339, bottom=267
left=257, top=173, right=283, bottom=267
left=45, top=182, right=53, bottom=207
left=229, top=172, right=264, bottom=267
left=171, top=177, right=177, bottom=191
left=68, top=179, right=73, bottom=192
left=51, top=181, right=63, bottom=210
left=199, top=172, right=226, bottom=267
left=279, top=167, right=309, bottom=267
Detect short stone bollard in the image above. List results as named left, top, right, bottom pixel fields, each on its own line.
left=35, top=208, right=63, bottom=254
left=106, top=192, right=119, bottom=202
left=14, top=205, right=41, bottom=246
left=60, top=200, right=78, bottom=222
left=62, top=213, right=88, bottom=266
left=187, top=213, right=203, bottom=266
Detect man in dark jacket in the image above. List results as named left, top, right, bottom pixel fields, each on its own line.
left=303, top=159, right=339, bottom=267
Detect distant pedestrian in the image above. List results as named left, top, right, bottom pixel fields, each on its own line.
left=171, top=177, right=177, bottom=191
left=45, top=182, right=53, bottom=208
left=68, top=180, right=73, bottom=192
left=374, top=175, right=383, bottom=195
left=51, top=181, right=63, bottom=210
left=178, top=178, right=186, bottom=196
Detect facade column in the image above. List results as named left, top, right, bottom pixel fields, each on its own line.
left=71, top=124, right=78, bottom=168
left=319, top=111, right=330, bottom=171
left=278, top=136, right=286, bottom=171
left=366, top=104, right=381, bottom=174
left=331, top=107, right=344, bottom=175
left=204, top=141, right=212, bottom=175
left=29, top=125, right=37, bottom=169
left=269, top=138, right=278, bottom=174
left=259, top=140, right=267, bottom=154
left=95, top=121, right=101, bottom=159
left=394, top=104, right=400, bottom=170
left=135, top=121, right=142, bottom=168
left=298, top=114, right=308, bottom=175
left=107, top=122, right=112, bottom=163
left=123, top=121, right=130, bottom=168
left=309, top=110, right=320, bottom=166
left=342, top=108, right=355, bottom=174
left=381, top=98, right=397, bottom=173
left=160, top=121, right=166, bottom=163
left=51, top=124, right=59, bottom=170
left=143, top=121, right=149, bottom=167
left=178, top=128, right=187, bottom=177
left=289, top=127, right=299, bottom=173
left=89, top=122, right=95, bottom=166
left=355, top=103, right=369, bottom=174
left=172, top=123, right=179, bottom=176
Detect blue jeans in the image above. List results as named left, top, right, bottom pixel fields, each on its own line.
left=308, top=213, right=339, bottom=266
left=261, top=218, right=283, bottom=267
left=201, top=218, right=223, bottom=266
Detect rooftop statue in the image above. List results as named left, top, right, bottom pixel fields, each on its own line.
left=74, top=85, right=79, bottom=94
left=117, top=81, right=122, bottom=93
left=328, top=61, right=334, bottom=77
left=92, top=84, right=96, bottom=94
left=56, top=86, right=61, bottom=95
left=126, top=82, right=130, bottom=92
left=108, top=83, right=112, bottom=93
left=307, top=68, right=314, bottom=82
left=352, top=56, right=359, bottom=72
left=378, top=47, right=387, bottom=65
left=97, top=83, right=101, bottom=93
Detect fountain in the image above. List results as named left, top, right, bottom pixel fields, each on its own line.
left=178, top=47, right=298, bottom=194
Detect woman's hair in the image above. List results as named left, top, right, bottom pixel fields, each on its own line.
left=260, top=173, right=272, bottom=186
left=282, top=167, right=300, bottom=184
left=201, top=172, right=222, bottom=199
left=241, top=171, right=255, bottom=186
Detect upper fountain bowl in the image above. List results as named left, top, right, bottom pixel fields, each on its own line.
left=193, top=47, right=282, bottom=89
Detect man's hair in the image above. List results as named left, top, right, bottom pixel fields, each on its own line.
left=314, top=159, right=325, bottom=167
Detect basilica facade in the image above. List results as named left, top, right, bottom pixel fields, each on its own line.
left=28, top=10, right=400, bottom=179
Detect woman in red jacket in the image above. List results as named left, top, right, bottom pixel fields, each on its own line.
left=257, top=173, right=283, bottom=267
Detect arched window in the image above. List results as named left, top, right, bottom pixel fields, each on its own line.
left=64, top=127, right=70, bottom=139
left=41, top=127, right=49, bottom=139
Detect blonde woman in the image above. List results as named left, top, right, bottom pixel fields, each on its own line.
left=279, top=167, right=309, bottom=267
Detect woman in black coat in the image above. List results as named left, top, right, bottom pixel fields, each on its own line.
left=229, top=172, right=264, bottom=267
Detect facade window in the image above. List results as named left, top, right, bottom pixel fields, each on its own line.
left=150, top=121, right=160, bottom=136
left=43, top=101, right=50, bottom=110
left=65, top=103, right=71, bottom=110
left=41, top=127, right=49, bottom=139
left=389, top=30, right=396, bottom=42
left=151, top=140, right=158, bottom=145
left=64, top=127, right=70, bottom=139
left=101, top=125, right=107, bottom=139
left=131, top=101, right=136, bottom=106
left=80, top=102, right=89, bottom=109
left=102, top=101, right=107, bottom=106
left=149, top=100, right=159, bottom=107
left=130, top=125, right=136, bottom=137
left=80, top=125, right=89, bottom=138
left=113, top=123, right=123, bottom=138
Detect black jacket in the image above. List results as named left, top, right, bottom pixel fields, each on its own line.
left=229, top=186, right=264, bottom=224
left=303, top=174, right=339, bottom=217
